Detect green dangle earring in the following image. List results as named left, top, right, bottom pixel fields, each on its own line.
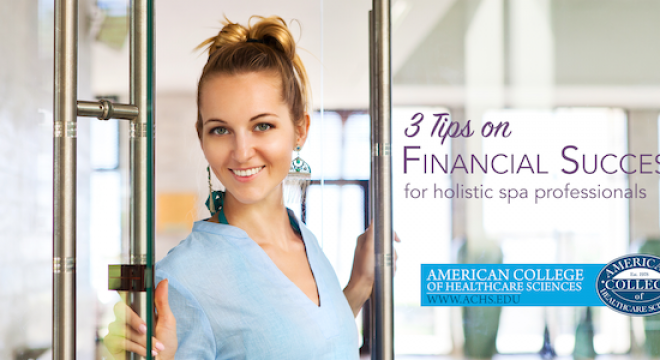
left=290, top=145, right=311, bottom=176
left=283, top=144, right=311, bottom=207
left=206, top=165, right=224, bottom=216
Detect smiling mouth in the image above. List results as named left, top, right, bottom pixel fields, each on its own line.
left=230, top=166, right=265, bottom=177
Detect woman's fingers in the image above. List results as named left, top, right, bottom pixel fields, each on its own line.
left=393, top=231, right=401, bottom=275
left=104, top=335, right=162, bottom=358
left=104, top=332, right=148, bottom=358
left=155, top=279, right=175, bottom=327
left=394, top=249, right=398, bottom=275
left=105, top=320, right=147, bottom=357
left=106, top=328, right=165, bottom=357
left=358, top=222, right=374, bottom=243
left=358, top=223, right=401, bottom=277
left=153, top=279, right=179, bottom=358
left=107, top=295, right=167, bottom=358
left=363, top=222, right=400, bottom=244
left=112, top=317, right=151, bottom=345
left=113, top=301, right=147, bottom=335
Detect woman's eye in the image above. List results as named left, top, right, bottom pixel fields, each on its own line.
left=255, top=123, right=272, bottom=131
left=211, top=127, right=228, bottom=135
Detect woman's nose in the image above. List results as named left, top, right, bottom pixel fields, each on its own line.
left=232, top=133, right=255, bottom=163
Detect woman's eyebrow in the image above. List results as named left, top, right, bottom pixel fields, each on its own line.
left=250, top=113, right=277, bottom=121
left=204, top=113, right=278, bottom=126
left=204, top=118, right=226, bottom=125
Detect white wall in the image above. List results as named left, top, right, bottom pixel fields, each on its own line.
left=0, top=0, right=96, bottom=358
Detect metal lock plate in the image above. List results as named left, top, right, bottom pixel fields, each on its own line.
left=108, top=264, right=152, bottom=292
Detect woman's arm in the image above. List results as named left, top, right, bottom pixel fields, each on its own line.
left=343, top=278, right=373, bottom=317
left=344, top=224, right=400, bottom=318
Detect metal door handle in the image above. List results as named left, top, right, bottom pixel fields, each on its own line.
left=369, top=1, right=394, bottom=359
left=53, top=0, right=155, bottom=359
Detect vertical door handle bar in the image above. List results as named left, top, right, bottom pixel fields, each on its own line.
left=128, top=0, right=156, bottom=358
left=370, top=0, right=394, bottom=359
left=53, top=0, right=155, bottom=359
left=366, top=9, right=378, bottom=358
left=53, top=0, right=78, bottom=358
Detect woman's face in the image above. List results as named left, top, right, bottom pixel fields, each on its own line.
left=199, top=71, right=308, bottom=206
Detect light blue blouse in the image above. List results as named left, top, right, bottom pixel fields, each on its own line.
left=154, top=209, right=360, bottom=359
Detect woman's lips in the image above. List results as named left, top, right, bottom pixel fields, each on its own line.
left=230, top=166, right=265, bottom=182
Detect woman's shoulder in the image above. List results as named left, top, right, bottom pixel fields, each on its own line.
left=155, top=219, right=247, bottom=276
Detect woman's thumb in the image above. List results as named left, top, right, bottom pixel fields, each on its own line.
left=155, top=279, right=174, bottom=324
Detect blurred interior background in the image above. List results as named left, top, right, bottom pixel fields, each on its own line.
left=3, top=0, right=660, bottom=358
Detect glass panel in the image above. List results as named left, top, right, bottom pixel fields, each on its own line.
left=305, top=112, right=344, bottom=181
left=87, top=0, right=156, bottom=357
left=343, top=114, right=371, bottom=180
left=146, top=0, right=156, bottom=355
left=304, top=111, right=370, bottom=346
left=142, top=3, right=328, bottom=359
left=91, top=119, right=120, bottom=169
left=90, top=120, right=123, bottom=331
left=391, top=0, right=659, bottom=358
left=392, top=107, right=453, bottom=355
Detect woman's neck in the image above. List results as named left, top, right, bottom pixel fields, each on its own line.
left=221, top=188, right=298, bottom=250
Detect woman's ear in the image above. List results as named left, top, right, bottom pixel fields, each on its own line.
left=295, top=113, right=311, bottom=147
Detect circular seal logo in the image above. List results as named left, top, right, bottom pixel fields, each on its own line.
left=597, top=254, right=660, bottom=316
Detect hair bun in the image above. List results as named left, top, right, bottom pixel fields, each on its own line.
left=196, top=16, right=297, bottom=61
left=196, top=21, right=248, bottom=57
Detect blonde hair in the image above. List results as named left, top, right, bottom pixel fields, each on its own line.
left=195, top=15, right=310, bottom=140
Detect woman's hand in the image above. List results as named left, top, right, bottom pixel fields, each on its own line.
left=104, top=279, right=178, bottom=360
left=343, top=222, right=401, bottom=317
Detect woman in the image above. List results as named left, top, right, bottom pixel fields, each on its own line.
left=105, top=15, right=398, bottom=359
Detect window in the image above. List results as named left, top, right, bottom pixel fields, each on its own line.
left=482, top=108, right=629, bottom=355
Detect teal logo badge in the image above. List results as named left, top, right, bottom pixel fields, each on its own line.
left=597, top=254, right=660, bottom=316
